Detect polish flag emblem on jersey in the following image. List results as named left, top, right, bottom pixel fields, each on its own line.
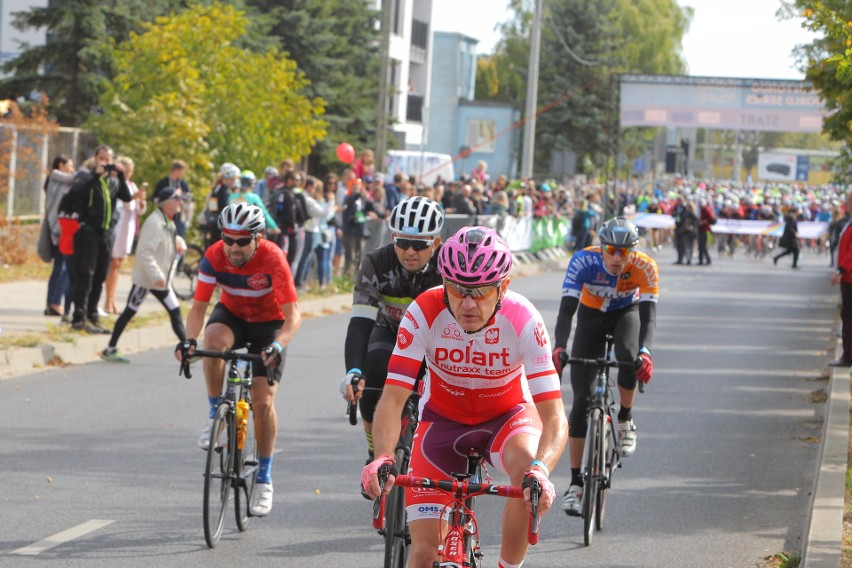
left=485, top=328, right=499, bottom=344
left=397, top=328, right=414, bottom=349
left=534, top=322, right=547, bottom=347
left=247, top=273, right=267, bottom=289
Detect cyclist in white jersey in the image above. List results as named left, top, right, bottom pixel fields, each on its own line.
left=362, top=226, right=568, bottom=568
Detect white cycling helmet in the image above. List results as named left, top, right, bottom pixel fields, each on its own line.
left=388, top=196, right=444, bottom=237
left=218, top=203, right=266, bottom=234
left=219, top=162, right=240, bottom=180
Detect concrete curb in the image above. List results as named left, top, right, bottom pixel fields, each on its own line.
left=802, top=345, right=849, bottom=567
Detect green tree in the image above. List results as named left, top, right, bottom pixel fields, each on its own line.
left=245, top=0, right=380, bottom=173
left=787, top=0, right=851, bottom=182
left=0, top=0, right=183, bottom=126
left=86, top=2, right=326, bottom=200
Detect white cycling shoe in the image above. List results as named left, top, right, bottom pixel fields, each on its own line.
left=198, top=418, right=215, bottom=450
left=250, top=483, right=274, bottom=516
left=561, top=484, right=583, bottom=516
left=617, top=419, right=637, bottom=457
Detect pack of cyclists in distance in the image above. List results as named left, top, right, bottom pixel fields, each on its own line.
left=174, top=174, right=655, bottom=560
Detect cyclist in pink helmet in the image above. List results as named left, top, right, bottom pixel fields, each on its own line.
left=438, top=225, right=513, bottom=286
left=363, top=225, right=567, bottom=568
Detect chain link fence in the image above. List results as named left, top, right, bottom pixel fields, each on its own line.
left=0, top=125, right=98, bottom=220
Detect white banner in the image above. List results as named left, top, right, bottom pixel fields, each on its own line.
left=626, top=213, right=828, bottom=239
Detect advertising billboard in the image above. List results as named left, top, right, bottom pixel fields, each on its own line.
left=619, top=75, right=826, bottom=133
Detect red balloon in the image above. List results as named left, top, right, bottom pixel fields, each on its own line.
left=336, top=142, right=355, bottom=164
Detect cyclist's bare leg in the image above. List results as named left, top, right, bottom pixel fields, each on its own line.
left=408, top=518, right=442, bottom=568
left=201, top=322, right=234, bottom=398
left=567, top=436, right=584, bottom=469
left=251, top=377, right=279, bottom=457
left=499, top=433, right=539, bottom=564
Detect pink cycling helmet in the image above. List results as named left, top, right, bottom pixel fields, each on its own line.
left=438, top=226, right=513, bottom=286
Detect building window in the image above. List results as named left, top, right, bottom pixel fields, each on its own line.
left=411, top=19, right=428, bottom=50
left=466, top=119, right=496, bottom=153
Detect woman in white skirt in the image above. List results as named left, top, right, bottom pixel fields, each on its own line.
left=104, top=155, right=147, bottom=314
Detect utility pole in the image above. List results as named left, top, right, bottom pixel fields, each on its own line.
left=520, top=0, right=544, bottom=179
left=376, top=0, right=395, bottom=171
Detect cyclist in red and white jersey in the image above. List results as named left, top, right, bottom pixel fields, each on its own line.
left=362, top=226, right=568, bottom=568
left=175, top=203, right=301, bottom=517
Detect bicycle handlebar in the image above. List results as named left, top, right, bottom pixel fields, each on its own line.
left=567, top=356, right=646, bottom=393
left=179, top=349, right=275, bottom=386
left=379, top=474, right=540, bottom=546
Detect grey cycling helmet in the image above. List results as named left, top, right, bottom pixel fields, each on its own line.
left=388, top=196, right=444, bottom=237
left=218, top=203, right=266, bottom=234
left=219, top=162, right=240, bottom=180
left=597, top=217, right=640, bottom=248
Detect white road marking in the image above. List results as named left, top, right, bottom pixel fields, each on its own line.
left=12, top=519, right=114, bottom=555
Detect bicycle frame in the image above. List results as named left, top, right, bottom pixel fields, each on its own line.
left=179, top=348, right=273, bottom=548
left=374, top=452, right=540, bottom=568
left=568, top=334, right=638, bottom=546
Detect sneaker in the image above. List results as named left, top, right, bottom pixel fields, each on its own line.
left=60, top=314, right=72, bottom=324
left=617, top=419, right=637, bottom=457
left=561, top=485, right=583, bottom=516
left=198, top=418, right=215, bottom=450
left=100, top=347, right=129, bottom=363
left=250, top=482, right=273, bottom=516
left=829, top=358, right=852, bottom=367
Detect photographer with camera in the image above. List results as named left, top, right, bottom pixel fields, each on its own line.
left=68, top=144, right=132, bottom=334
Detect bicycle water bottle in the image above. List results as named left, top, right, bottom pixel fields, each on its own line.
left=236, top=400, right=249, bottom=449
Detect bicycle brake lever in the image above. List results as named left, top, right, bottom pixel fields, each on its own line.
left=180, top=356, right=192, bottom=379
left=348, top=375, right=361, bottom=425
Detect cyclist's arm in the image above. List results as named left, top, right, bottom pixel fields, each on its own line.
left=273, top=301, right=301, bottom=349
left=184, top=300, right=209, bottom=345
left=638, top=301, right=656, bottom=351
left=553, top=295, right=579, bottom=349
left=344, top=316, right=375, bottom=371
left=345, top=254, right=381, bottom=371
left=531, top=397, right=568, bottom=513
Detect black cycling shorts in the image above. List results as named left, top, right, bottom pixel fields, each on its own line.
left=206, top=302, right=286, bottom=382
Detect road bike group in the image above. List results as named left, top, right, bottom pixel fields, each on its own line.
left=173, top=196, right=656, bottom=565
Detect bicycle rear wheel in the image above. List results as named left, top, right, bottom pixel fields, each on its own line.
left=174, top=244, right=203, bottom=301
left=203, top=403, right=232, bottom=548
left=582, top=408, right=601, bottom=547
left=235, top=404, right=257, bottom=532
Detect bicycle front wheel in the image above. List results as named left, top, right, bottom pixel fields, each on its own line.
left=174, top=244, right=203, bottom=301
left=203, top=403, right=232, bottom=548
left=235, top=404, right=257, bottom=532
left=582, top=408, right=602, bottom=547
left=596, top=415, right=616, bottom=531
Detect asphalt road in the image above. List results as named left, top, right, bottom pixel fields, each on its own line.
left=0, top=248, right=837, bottom=568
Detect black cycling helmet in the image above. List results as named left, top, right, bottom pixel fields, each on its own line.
left=597, top=217, right=640, bottom=248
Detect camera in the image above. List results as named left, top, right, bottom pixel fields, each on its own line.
left=103, top=163, right=117, bottom=172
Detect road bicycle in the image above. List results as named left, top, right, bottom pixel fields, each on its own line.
left=567, top=334, right=640, bottom=547
left=173, top=242, right=204, bottom=301
left=179, top=348, right=275, bottom=548
left=374, top=450, right=540, bottom=568
left=348, top=377, right=420, bottom=568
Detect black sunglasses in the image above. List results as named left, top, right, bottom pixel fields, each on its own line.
left=394, top=237, right=433, bottom=252
left=222, top=235, right=254, bottom=247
